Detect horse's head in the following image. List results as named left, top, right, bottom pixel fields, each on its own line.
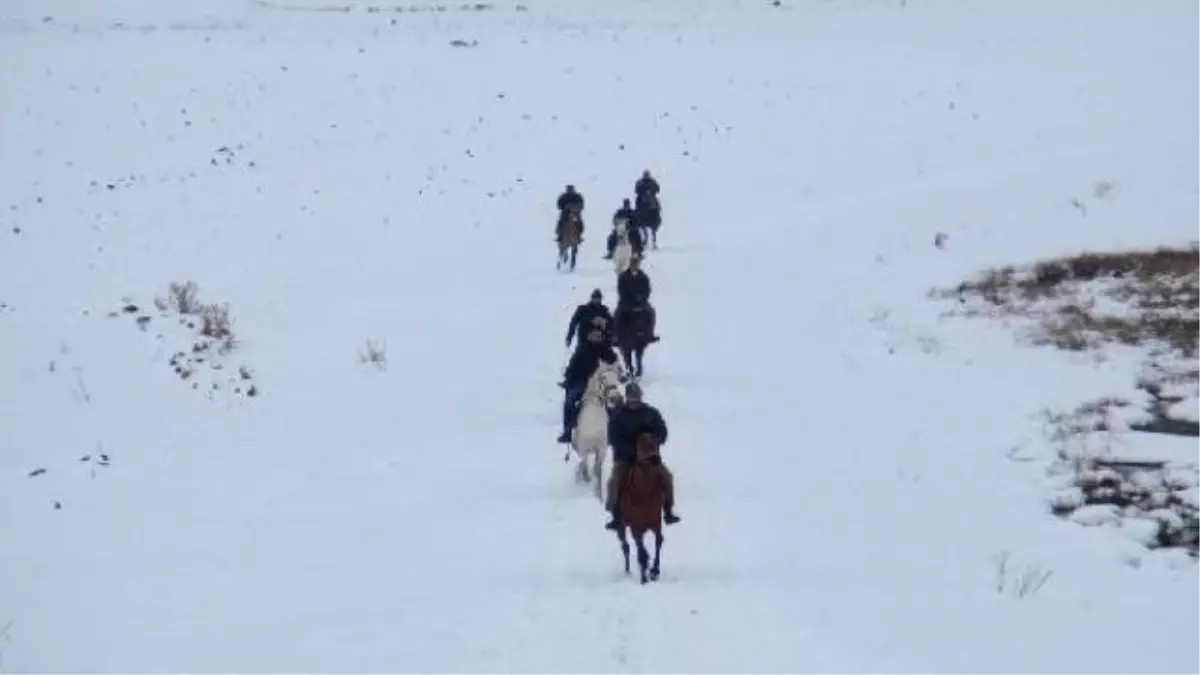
left=585, top=360, right=625, bottom=406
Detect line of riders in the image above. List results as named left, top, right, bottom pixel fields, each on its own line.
left=554, top=170, right=663, bottom=262
left=554, top=170, right=680, bottom=532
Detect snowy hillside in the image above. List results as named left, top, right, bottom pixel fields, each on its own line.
left=1, top=0, right=1197, bottom=671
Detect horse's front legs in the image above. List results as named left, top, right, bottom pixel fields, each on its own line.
left=649, top=527, right=663, bottom=581
left=591, top=448, right=605, bottom=501
left=634, top=345, right=646, bottom=377
left=633, top=530, right=651, bottom=584
left=616, top=527, right=631, bottom=575
left=619, top=346, right=634, bottom=375
left=570, top=244, right=578, bottom=271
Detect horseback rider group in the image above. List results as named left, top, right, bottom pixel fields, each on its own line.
left=553, top=171, right=678, bottom=532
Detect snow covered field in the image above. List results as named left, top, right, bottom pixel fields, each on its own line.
left=1, top=0, right=1197, bottom=671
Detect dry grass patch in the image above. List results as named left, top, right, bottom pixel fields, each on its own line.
left=937, top=244, right=1198, bottom=357
left=936, top=244, right=1199, bottom=556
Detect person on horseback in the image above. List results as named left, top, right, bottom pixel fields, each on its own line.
left=634, top=170, right=659, bottom=202
left=616, top=257, right=658, bottom=342
left=605, top=382, right=679, bottom=529
left=557, top=184, right=585, bottom=217
left=633, top=172, right=662, bottom=247
left=566, top=289, right=614, bottom=348
left=613, top=198, right=636, bottom=230
left=605, top=212, right=645, bottom=260
left=557, top=327, right=619, bottom=444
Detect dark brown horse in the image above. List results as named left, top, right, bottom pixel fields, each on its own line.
left=556, top=209, right=583, bottom=271
left=614, top=432, right=676, bottom=583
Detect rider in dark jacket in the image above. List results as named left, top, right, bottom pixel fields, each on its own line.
left=613, top=199, right=636, bottom=227
left=617, top=260, right=651, bottom=308
left=557, top=329, right=619, bottom=443
left=557, top=185, right=584, bottom=215
left=634, top=171, right=660, bottom=200
left=605, top=382, right=678, bottom=528
left=566, top=290, right=614, bottom=348
left=615, top=258, right=658, bottom=342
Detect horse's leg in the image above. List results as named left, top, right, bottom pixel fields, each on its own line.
left=617, top=526, right=631, bottom=575
left=634, top=529, right=651, bottom=584
left=619, top=345, right=633, bottom=374
left=570, top=244, right=578, bottom=271
left=592, top=444, right=604, bottom=501
left=650, top=527, right=663, bottom=581
left=635, top=344, right=645, bottom=377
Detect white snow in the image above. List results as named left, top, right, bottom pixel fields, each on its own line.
left=1, top=0, right=1197, bottom=672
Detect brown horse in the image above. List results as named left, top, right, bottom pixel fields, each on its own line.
left=615, top=432, right=676, bottom=583
left=556, top=209, right=583, bottom=271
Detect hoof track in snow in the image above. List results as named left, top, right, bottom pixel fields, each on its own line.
left=209, top=144, right=256, bottom=169
left=110, top=282, right=260, bottom=402
left=939, top=245, right=1199, bottom=557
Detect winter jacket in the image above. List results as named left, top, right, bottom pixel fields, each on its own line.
left=557, top=191, right=584, bottom=213
left=608, top=402, right=668, bottom=465
left=566, top=301, right=614, bottom=346
left=613, top=206, right=636, bottom=225
left=563, top=341, right=619, bottom=389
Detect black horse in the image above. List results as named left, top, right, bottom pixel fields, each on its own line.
left=614, top=301, right=656, bottom=378
left=634, top=193, right=661, bottom=250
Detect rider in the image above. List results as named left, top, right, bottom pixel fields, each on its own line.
left=605, top=212, right=646, bottom=260
left=557, top=327, right=619, bottom=444
left=616, top=257, right=658, bottom=342
left=557, top=184, right=585, bottom=218
left=556, top=184, right=585, bottom=241
left=634, top=170, right=660, bottom=202
left=613, top=198, right=637, bottom=230
left=605, top=381, right=679, bottom=529
left=566, top=289, right=614, bottom=348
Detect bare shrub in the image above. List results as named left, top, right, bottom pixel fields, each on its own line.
left=359, top=339, right=387, bottom=370
left=166, top=281, right=200, bottom=314
left=992, top=550, right=1053, bottom=599
left=199, top=302, right=232, bottom=339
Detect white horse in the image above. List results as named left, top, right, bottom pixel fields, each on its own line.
left=571, top=359, right=626, bottom=500
left=613, top=220, right=634, bottom=277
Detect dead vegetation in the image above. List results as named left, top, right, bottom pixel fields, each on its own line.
left=936, top=244, right=1198, bottom=358
left=115, top=281, right=258, bottom=402
left=936, top=244, right=1199, bottom=557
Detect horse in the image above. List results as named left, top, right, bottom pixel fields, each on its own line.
left=635, top=194, right=661, bottom=250
left=556, top=210, right=583, bottom=271
left=569, top=358, right=625, bottom=500
left=613, top=221, right=634, bottom=277
left=615, top=301, right=655, bottom=378
left=614, top=432, right=674, bottom=584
